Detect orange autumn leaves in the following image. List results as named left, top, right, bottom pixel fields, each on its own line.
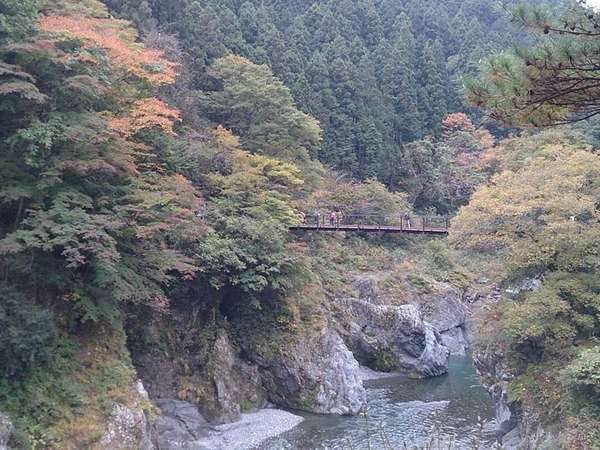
left=39, top=15, right=177, bottom=86
left=109, top=98, right=181, bottom=138
left=39, top=13, right=182, bottom=138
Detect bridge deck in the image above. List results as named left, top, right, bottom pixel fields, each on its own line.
left=289, top=224, right=448, bottom=234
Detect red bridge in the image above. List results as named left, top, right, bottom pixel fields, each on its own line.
left=289, top=214, right=449, bottom=235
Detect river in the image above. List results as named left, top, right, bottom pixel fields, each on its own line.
left=261, top=356, right=497, bottom=450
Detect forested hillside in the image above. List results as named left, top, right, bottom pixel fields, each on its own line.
left=2, top=0, right=599, bottom=448
left=104, top=0, right=552, bottom=190
left=451, top=2, right=600, bottom=447
left=0, top=0, right=447, bottom=446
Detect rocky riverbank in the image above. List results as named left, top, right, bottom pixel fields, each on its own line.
left=121, top=268, right=480, bottom=448
left=154, top=399, right=304, bottom=450
left=471, top=279, right=562, bottom=449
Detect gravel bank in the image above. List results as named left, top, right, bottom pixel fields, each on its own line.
left=197, top=409, right=304, bottom=450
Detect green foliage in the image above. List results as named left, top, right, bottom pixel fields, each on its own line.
left=0, top=8, right=203, bottom=320
left=196, top=129, right=309, bottom=295
left=466, top=2, right=600, bottom=126
left=0, top=0, right=39, bottom=45
left=502, top=273, right=600, bottom=359
left=0, top=286, right=58, bottom=378
left=201, top=55, right=321, bottom=160
left=109, top=0, right=526, bottom=184
left=562, top=345, right=600, bottom=417
left=456, top=129, right=600, bottom=441
left=0, top=336, right=82, bottom=448
left=451, top=132, right=600, bottom=278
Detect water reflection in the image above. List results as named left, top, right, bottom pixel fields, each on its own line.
left=261, top=356, right=497, bottom=450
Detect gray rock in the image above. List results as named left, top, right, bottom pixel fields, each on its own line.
left=340, top=299, right=449, bottom=377
left=474, top=348, right=560, bottom=449
left=439, top=327, right=468, bottom=356
left=417, top=283, right=472, bottom=355
left=207, top=331, right=258, bottom=424
left=347, top=274, right=471, bottom=356
left=0, top=413, right=13, bottom=450
left=155, top=402, right=303, bottom=450
left=351, top=274, right=382, bottom=302
left=154, top=400, right=212, bottom=450
left=133, top=325, right=266, bottom=425
left=251, top=330, right=366, bottom=415
left=100, top=403, right=154, bottom=450
left=504, top=277, right=542, bottom=298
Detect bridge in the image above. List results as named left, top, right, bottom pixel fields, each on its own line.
left=289, top=214, right=449, bottom=234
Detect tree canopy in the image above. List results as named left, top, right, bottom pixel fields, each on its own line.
left=466, top=1, right=600, bottom=126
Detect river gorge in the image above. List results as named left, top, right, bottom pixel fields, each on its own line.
left=263, top=356, right=497, bottom=449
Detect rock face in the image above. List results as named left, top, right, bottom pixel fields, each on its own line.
left=154, top=399, right=212, bottom=450
left=345, top=274, right=472, bottom=356
left=474, top=347, right=558, bottom=449
left=473, top=278, right=562, bottom=449
left=100, top=404, right=153, bottom=450
left=338, top=298, right=449, bottom=377
left=249, top=330, right=366, bottom=415
left=99, top=380, right=154, bottom=449
left=473, top=349, right=517, bottom=442
left=133, top=327, right=266, bottom=425
left=0, top=413, right=13, bottom=450
left=204, top=331, right=267, bottom=424
left=416, top=283, right=471, bottom=356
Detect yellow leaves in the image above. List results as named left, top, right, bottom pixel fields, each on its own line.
left=208, top=126, right=305, bottom=193
left=213, top=125, right=241, bottom=150
left=39, top=15, right=177, bottom=85
left=108, top=98, right=181, bottom=138
left=450, top=131, right=600, bottom=277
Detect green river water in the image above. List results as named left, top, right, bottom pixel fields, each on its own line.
left=262, top=356, right=498, bottom=450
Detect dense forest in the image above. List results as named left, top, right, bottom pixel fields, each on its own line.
left=104, top=0, right=553, bottom=202
left=0, top=0, right=599, bottom=449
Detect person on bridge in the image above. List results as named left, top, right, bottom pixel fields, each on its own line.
left=330, top=211, right=337, bottom=226
left=404, top=213, right=411, bottom=229
left=313, top=210, right=321, bottom=226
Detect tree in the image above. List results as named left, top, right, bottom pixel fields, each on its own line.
left=195, top=127, right=307, bottom=295
left=38, top=14, right=177, bottom=85
left=0, top=0, right=39, bottom=45
left=381, top=13, right=422, bottom=144
left=0, top=0, right=203, bottom=321
left=102, top=0, right=535, bottom=184
left=450, top=132, right=600, bottom=278
left=466, top=2, right=600, bottom=126
left=201, top=55, right=321, bottom=160
left=418, top=40, right=449, bottom=137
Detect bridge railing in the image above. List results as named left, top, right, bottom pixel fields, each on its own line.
left=301, top=213, right=450, bottom=231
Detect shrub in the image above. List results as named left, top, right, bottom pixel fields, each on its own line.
left=562, top=345, right=600, bottom=417
left=0, top=287, right=58, bottom=378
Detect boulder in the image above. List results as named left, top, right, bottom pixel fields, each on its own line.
left=154, top=399, right=212, bottom=450
left=100, top=403, right=154, bottom=450
left=154, top=402, right=303, bottom=450
left=339, top=298, right=449, bottom=377
left=346, top=274, right=471, bottom=355
left=250, top=330, right=366, bottom=415
left=0, top=413, right=13, bottom=450
left=205, top=331, right=266, bottom=424
left=133, top=326, right=266, bottom=425
left=414, top=283, right=471, bottom=355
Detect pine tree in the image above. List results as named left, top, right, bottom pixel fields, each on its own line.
left=380, top=13, right=421, bottom=144
left=419, top=40, right=448, bottom=137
